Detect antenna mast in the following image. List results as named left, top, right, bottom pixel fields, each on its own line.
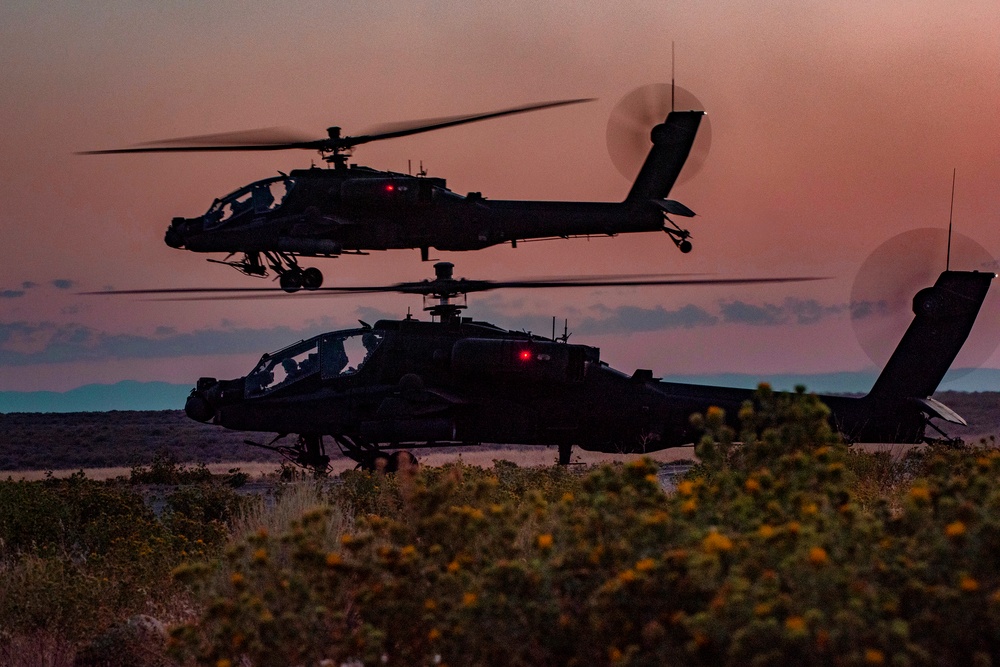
left=671, top=41, right=675, bottom=112
left=947, top=168, right=956, bottom=271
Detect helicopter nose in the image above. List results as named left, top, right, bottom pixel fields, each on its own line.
left=185, top=377, right=218, bottom=422
left=165, top=217, right=186, bottom=248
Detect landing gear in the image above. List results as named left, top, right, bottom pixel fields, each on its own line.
left=243, top=433, right=331, bottom=474
left=210, top=251, right=325, bottom=293
left=302, top=267, right=324, bottom=290
left=558, top=443, right=573, bottom=466
left=357, top=450, right=419, bottom=473
left=663, top=217, right=693, bottom=253
left=331, top=434, right=420, bottom=473
left=279, top=271, right=302, bottom=292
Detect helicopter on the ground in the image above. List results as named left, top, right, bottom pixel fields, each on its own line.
left=133, top=261, right=992, bottom=471
left=81, top=90, right=706, bottom=292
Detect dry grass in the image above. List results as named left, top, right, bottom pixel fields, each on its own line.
left=229, top=480, right=349, bottom=543
left=4, top=445, right=699, bottom=481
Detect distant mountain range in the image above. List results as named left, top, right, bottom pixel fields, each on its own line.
left=0, top=381, right=192, bottom=413
left=2, top=371, right=998, bottom=414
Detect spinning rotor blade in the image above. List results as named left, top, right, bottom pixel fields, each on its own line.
left=78, top=128, right=326, bottom=155
left=82, top=274, right=824, bottom=301
left=606, top=83, right=712, bottom=185
left=78, top=98, right=594, bottom=156
left=352, top=98, right=595, bottom=146
left=850, top=228, right=1000, bottom=376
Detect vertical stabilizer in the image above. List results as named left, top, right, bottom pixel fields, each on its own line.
left=867, top=271, right=994, bottom=402
left=625, top=110, right=703, bottom=201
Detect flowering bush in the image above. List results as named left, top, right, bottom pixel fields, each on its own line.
left=172, top=388, right=1000, bottom=665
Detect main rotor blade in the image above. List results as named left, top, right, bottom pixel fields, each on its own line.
left=135, top=127, right=317, bottom=148
left=78, top=98, right=594, bottom=156
left=81, top=275, right=825, bottom=301
left=351, top=98, right=595, bottom=146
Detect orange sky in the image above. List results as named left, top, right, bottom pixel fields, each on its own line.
left=1, top=1, right=998, bottom=392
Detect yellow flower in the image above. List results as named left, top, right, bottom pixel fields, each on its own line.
left=400, top=544, right=417, bottom=558
left=945, top=521, right=967, bottom=538
left=681, top=499, right=697, bottom=514
left=785, top=616, right=806, bottom=633
left=340, top=533, right=354, bottom=546
left=618, top=569, right=636, bottom=583
left=424, top=598, right=437, bottom=611
left=802, top=502, right=818, bottom=516
left=537, top=533, right=554, bottom=550
left=255, top=527, right=268, bottom=539
left=864, top=648, right=884, bottom=664
left=447, top=560, right=460, bottom=573
left=677, top=480, right=695, bottom=496
left=759, top=524, right=776, bottom=539
left=960, top=575, right=980, bottom=592
left=786, top=521, right=801, bottom=535
left=635, top=558, right=655, bottom=572
left=908, top=485, right=931, bottom=503
left=325, top=552, right=342, bottom=567
left=216, top=660, right=232, bottom=667
left=561, top=492, right=574, bottom=503
left=252, top=548, right=268, bottom=564
left=744, top=478, right=761, bottom=493
left=702, top=530, right=733, bottom=553
left=230, top=572, right=244, bottom=587
left=462, top=592, right=477, bottom=607
left=609, top=647, right=624, bottom=663
left=428, top=628, right=441, bottom=641
left=808, top=546, right=828, bottom=566
left=754, top=603, right=772, bottom=616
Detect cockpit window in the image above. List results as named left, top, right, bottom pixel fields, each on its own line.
left=320, top=331, right=383, bottom=379
left=245, top=330, right=383, bottom=397
left=205, top=175, right=295, bottom=230
left=246, top=338, right=320, bottom=398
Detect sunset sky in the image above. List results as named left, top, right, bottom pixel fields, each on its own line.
left=2, top=1, right=998, bottom=395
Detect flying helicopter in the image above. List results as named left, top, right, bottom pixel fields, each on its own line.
left=96, top=262, right=994, bottom=471
left=80, top=87, right=707, bottom=292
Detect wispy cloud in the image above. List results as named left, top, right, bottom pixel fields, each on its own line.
left=720, top=298, right=848, bottom=326
left=1, top=290, right=25, bottom=299
left=0, top=318, right=342, bottom=367
left=576, top=304, right=718, bottom=334
left=51, top=279, right=76, bottom=290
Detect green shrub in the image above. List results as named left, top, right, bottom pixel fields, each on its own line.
left=172, top=388, right=1000, bottom=666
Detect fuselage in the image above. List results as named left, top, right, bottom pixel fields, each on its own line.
left=166, top=166, right=668, bottom=256
left=186, top=316, right=918, bottom=456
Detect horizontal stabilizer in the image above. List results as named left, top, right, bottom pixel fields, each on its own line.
left=911, top=397, right=967, bottom=425
left=654, top=199, right=697, bottom=217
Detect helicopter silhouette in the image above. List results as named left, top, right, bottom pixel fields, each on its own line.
left=97, top=262, right=994, bottom=471
left=80, top=91, right=705, bottom=292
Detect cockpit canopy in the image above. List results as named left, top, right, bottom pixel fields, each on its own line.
left=205, top=175, right=296, bottom=230
left=246, top=329, right=383, bottom=398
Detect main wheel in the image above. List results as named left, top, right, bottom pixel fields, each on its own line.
left=279, top=272, right=302, bottom=293
left=302, top=267, right=324, bottom=290
left=388, top=450, right=419, bottom=473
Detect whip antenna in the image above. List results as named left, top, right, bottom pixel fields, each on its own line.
left=671, top=42, right=675, bottom=112
left=947, top=168, right=956, bottom=271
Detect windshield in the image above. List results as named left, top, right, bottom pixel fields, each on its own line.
left=245, top=330, right=383, bottom=397
left=205, top=175, right=295, bottom=229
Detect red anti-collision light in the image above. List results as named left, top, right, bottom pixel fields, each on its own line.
left=519, top=350, right=532, bottom=361
left=385, top=184, right=395, bottom=192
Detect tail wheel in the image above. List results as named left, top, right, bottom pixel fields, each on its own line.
left=302, top=267, right=324, bottom=290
